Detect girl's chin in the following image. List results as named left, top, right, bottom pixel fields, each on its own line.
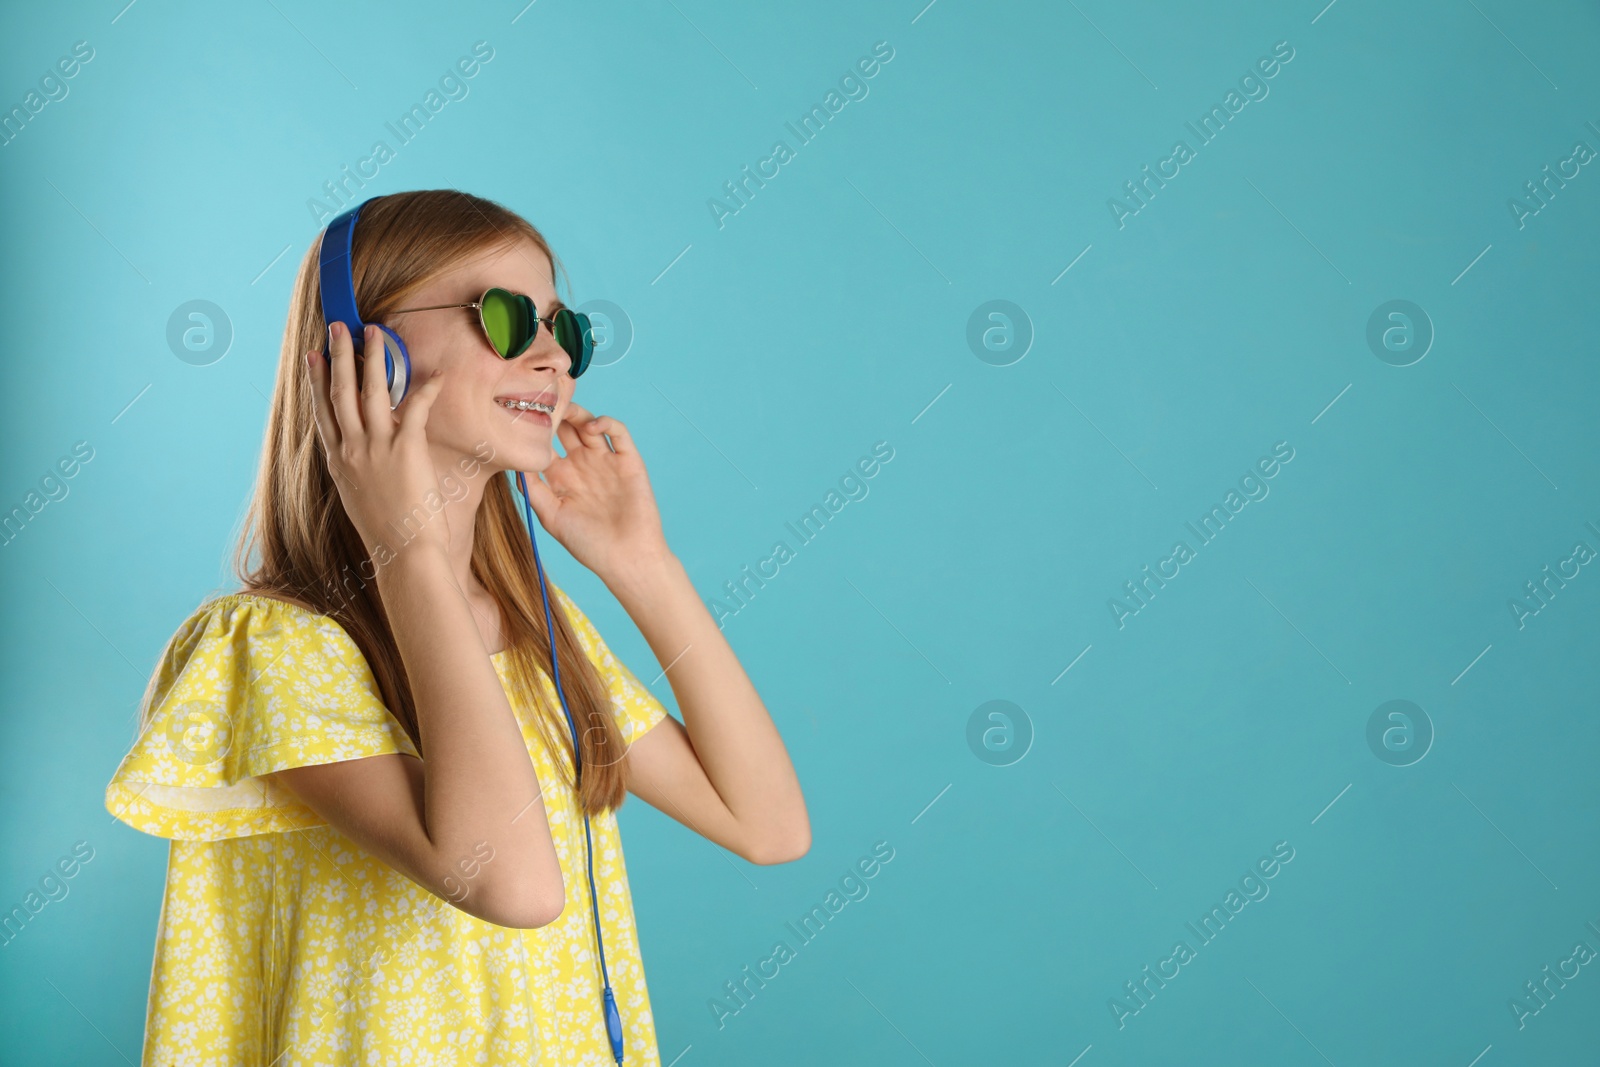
left=492, top=442, right=557, bottom=476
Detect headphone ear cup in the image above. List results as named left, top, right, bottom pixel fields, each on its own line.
left=376, top=325, right=411, bottom=408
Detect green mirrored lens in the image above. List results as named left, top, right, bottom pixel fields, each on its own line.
left=553, top=308, right=594, bottom=375
left=552, top=308, right=576, bottom=357
left=571, top=311, right=594, bottom=375
left=480, top=288, right=533, bottom=359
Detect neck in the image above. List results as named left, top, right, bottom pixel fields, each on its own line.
left=428, top=453, right=525, bottom=656
left=436, top=461, right=495, bottom=593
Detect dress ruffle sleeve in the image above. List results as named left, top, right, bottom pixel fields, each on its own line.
left=104, top=593, right=420, bottom=842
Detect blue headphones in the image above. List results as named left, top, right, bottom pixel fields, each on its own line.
left=318, top=198, right=629, bottom=1065
left=317, top=199, right=411, bottom=408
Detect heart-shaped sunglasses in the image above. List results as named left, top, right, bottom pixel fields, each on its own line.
left=391, top=287, right=594, bottom=377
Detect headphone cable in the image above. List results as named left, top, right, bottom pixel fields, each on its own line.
left=516, top=470, right=626, bottom=1065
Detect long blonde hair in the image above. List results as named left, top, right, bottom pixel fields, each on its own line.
left=233, top=189, right=629, bottom=814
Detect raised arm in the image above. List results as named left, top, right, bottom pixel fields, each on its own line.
left=521, top=402, right=810, bottom=865
left=266, top=322, right=562, bottom=929
left=609, top=549, right=811, bottom=865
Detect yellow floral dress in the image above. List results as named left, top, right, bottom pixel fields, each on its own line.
left=104, top=588, right=669, bottom=1066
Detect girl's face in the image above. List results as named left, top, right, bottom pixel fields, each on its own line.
left=385, top=238, right=575, bottom=479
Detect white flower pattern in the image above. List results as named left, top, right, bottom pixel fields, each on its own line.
left=105, top=590, right=667, bottom=1065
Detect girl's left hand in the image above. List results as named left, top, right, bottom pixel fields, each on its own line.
left=519, top=402, right=670, bottom=581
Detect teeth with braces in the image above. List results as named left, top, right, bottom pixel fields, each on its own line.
left=499, top=399, right=555, bottom=413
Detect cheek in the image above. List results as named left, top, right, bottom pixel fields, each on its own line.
left=422, top=382, right=484, bottom=438
left=430, top=358, right=493, bottom=408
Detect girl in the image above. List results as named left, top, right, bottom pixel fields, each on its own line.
left=104, top=189, right=810, bottom=1065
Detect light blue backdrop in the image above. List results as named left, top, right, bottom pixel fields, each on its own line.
left=2, top=0, right=1597, bottom=1062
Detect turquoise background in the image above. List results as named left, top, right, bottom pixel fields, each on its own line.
left=3, top=0, right=1598, bottom=1062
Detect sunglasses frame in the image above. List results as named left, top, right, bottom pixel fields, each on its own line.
left=388, top=286, right=592, bottom=376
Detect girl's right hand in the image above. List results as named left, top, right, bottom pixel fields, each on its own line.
left=306, top=321, right=447, bottom=565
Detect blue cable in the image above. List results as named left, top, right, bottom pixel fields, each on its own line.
left=516, top=470, right=626, bottom=1065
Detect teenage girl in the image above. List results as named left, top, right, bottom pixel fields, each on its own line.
left=104, top=189, right=810, bottom=1065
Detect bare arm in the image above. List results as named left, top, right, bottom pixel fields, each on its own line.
left=523, top=402, right=810, bottom=865
left=267, top=322, right=563, bottom=929
left=613, top=549, right=811, bottom=865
